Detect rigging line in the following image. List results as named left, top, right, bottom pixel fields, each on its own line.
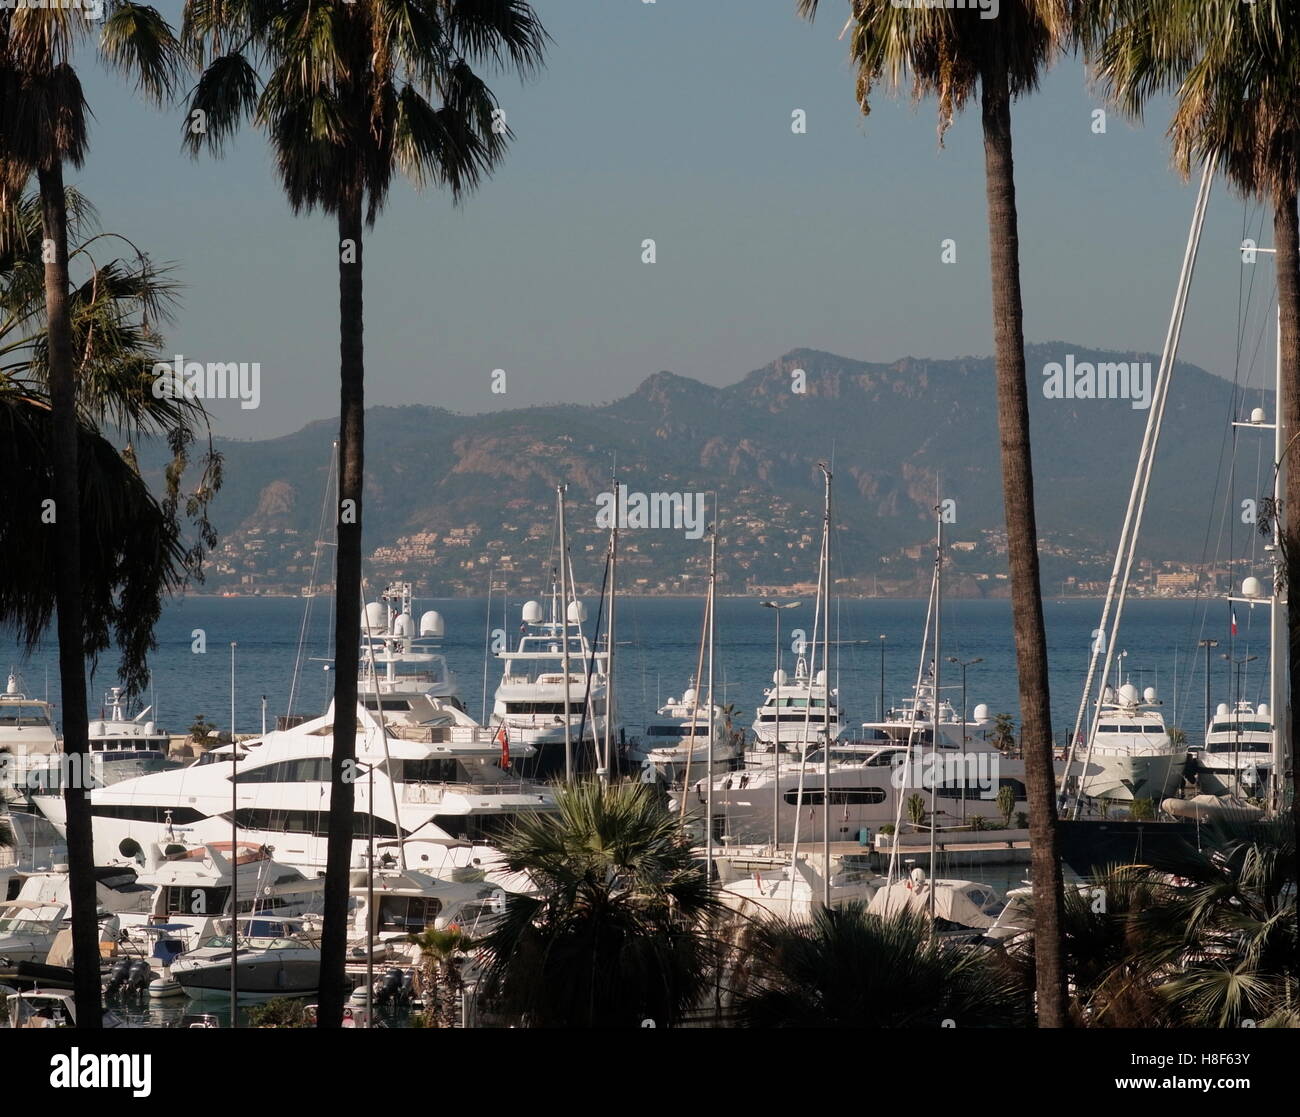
left=574, top=548, right=611, bottom=770
left=288, top=441, right=338, bottom=718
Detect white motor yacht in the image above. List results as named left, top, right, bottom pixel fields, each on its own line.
left=1074, top=683, right=1185, bottom=803
left=171, top=916, right=322, bottom=1001
left=489, top=596, right=615, bottom=779
left=634, top=683, right=742, bottom=785
left=1195, top=701, right=1274, bottom=798
left=0, top=674, right=60, bottom=808
left=751, top=656, right=844, bottom=752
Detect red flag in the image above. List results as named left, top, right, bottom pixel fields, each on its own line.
left=1231, top=610, right=1238, bottom=636
left=496, top=725, right=510, bottom=770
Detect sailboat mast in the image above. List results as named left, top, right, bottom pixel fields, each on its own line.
left=706, top=515, right=717, bottom=889
left=603, top=473, right=618, bottom=784
left=558, top=485, right=573, bottom=784
left=1271, top=303, right=1288, bottom=813
left=819, top=465, right=832, bottom=909
left=930, top=503, right=941, bottom=930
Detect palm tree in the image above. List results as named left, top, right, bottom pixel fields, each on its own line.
left=179, top=0, right=548, bottom=1028
left=1081, top=0, right=1300, bottom=842
left=0, top=5, right=188, bottom=1029
left=478, top=779, right=716, bottom=1028
left=797, top=0, right=1071, bottom=1026
left=407, top=926, right=474, bottom=1028
left=732, top=904, right=1028, bottom=1027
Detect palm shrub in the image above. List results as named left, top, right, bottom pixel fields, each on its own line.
left=478, top=779, right=715, bottom=1028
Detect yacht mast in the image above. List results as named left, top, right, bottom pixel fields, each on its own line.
left=705, top=514, right=717, bottom=889
left=930, top=502, right=941, bottom=930
left=557, top=485, right=573, bottom=784
left=819, top=465, right=832, bottom=909
left=1270, top=303, right=1288, bottom=814
left=602, top=471, right=618, bottom=784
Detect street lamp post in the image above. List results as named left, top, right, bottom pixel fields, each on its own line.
left=1198, top=639, right=1219, bottom=745
left=947, top=656, right=983, bottom=821
left=878, top=635, right=886, bottom=722
left=761, top=601, right=800, bottom=852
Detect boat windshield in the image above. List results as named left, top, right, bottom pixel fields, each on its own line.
left=0, top=705, right=51, bottom=727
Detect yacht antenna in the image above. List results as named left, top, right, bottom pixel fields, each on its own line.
left=930, top=501, right=942, bottom=933
left=603, top=469, right=619, bottom=784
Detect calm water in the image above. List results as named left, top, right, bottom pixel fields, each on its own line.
left=2, top=593, right=1273, bottom=744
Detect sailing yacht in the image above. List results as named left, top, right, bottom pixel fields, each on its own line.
left=634, top=684, right=742, bottom=785
left=1076, top=683, right=1185, bottom=803
left=0, top=673, right=60, bottom=808
left=751, top=657, right=844, bottom=751
left=31, top=696, right=557, bottom=880
left=489, top=596, right=614, bottom=779
left=1194, top=701, right=1274, bottom=798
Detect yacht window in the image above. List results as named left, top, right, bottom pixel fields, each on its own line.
left=400, top=758, right=460, bottom=783
left=504, top=702, right=573, bottom=716
left=224, top=807, right=402, bottom=839
left=377, top=895, right=443, bottom=933
left=430, top=813, right=518, bottom=843
left=164, top=885, right=229, bottom=915
left=783, top=787, right=887, bottom=806
left=1206, top=740, right=1270, bottom=754
left=646, top=724, right=709, bottom=738
left=362, top=698, right=413, bottom=711
left=1209, top=721, right=1270, bottom=734
left=0, top=704, right=51, bottom=727
left=91, top=804, right=207, bottom=825
left=232, top=757, right=331, bottom=784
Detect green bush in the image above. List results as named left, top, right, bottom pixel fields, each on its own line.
left=969, top=815, right=987, bottom=832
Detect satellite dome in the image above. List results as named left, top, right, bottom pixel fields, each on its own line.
left=89, top=721, right=106, bottom=737
left=814, top=669, right=827, bottom=686
left=1242, top=576, right=1263, bottom=598
left=419, top=610, right=444, bottom=637
left=521, top=600, right=543, bottom=624
left=393, top=612, right=413, bottom=637
left=910, top=867, right=927, bottom=886
left=1143, top=686, right=1158, bottom=704
left=972, top=703, right=990, bottom=723
left=1215, top=703, right=1230, bottom=717
left=682, top=687, right=698, bottom=704
left=1250, top=407, right=1266, bottom=423
left=772, top=669, right=788, bottom=686
left=567, top=600, right=587, bottom=624
left=1118, top=682, right=1140, bottom=705
left=1257, top=703, right=1270, bottom=718
left=144, top=721, right=157, bottom=735
left=362, top=601, right=386, bottom=633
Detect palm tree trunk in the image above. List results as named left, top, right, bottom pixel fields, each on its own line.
left=38, top=160, right=102, bottom=1030
left=979, top=48, right=1068, bottom=1028
left=318, top=194, right=364, bottom=1029
left=1272, top=193, right=1300, bottom=835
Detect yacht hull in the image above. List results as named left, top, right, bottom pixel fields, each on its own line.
left=1081, top=752, right=1185, bottom=802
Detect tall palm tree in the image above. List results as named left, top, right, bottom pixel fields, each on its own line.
left=1, top=5, right=188, bottom=1028
left=1081, top=0, right=1300, bottom=840
left=732, top=904, right=1028, bottom=1027
left=797, top=0, right=1071, bottom=1026
left=179, top=0, right=547, bottom=1027
left=478, top=779, right=716, bottom=1028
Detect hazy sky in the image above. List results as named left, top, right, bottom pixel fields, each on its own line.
left=68, top=1, right=1280, bottom=440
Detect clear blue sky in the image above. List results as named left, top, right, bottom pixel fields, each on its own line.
left=70, top=1, right=1279, bottom=439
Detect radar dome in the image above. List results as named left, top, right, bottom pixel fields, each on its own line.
left=1118, top=682, right=1140, bottom=705
left=1242, top=576, right=1263, bottom=598
left=1215, top=703, right=1230, bottom=717
left=144, top=721, right=157, bottom=735
left=521, top=600, right=543, bottom=624
left=772, top=669, right=788, bottom=686
left=362, top=601, right=386, bottom=633
left=1143, top=686, right=1158, bottom=704
left=419, top=610, right=444, bottom=637
left=814, top=669, right=827, bottom=686
left=972, top=703, right=990, bottom=723
left=567, top=600, right=587, bottom=623
left=1257, top=703, right=1270, bottom=718
left=393, top=612, right=413, bottom=637
left=1251, top=407, right=1267, bottom=423
left=682, top=687, right=698, bottom=704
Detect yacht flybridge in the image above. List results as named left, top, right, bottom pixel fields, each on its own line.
left=0, top=673, right=60, bottom=807
left=490, top=596, right=614, bottom=779
left=860, top=669, right=992, bottom=750
left=359, top=582, right=461, bottom=709
left=751, top=656, right=844, bottom=750
left=30, top=694, right=556, bottom=880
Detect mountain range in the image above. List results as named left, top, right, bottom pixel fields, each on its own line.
left=138, top=344, right=1265, bottom=595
